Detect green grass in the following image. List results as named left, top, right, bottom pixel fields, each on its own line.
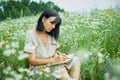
left=0, top=9, right=120, bottom=80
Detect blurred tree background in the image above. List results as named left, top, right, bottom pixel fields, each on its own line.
left=0, top=0, right=64, bottom=21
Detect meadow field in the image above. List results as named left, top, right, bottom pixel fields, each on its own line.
left=0, top=9, right=120, bottom=80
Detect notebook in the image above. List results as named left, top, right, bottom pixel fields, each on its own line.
left=51, top=54, right=74, bottom=65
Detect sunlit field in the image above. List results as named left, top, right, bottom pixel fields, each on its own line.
left=0, top=9, right=120, bottom=80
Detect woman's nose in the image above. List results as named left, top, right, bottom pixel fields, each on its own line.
left=52, top=24, right=55, bottom=28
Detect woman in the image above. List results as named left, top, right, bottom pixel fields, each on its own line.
left=24, top=9, right=80, bottom=80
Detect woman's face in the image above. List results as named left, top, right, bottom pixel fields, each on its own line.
left=42, top=16, right=56, bottom=32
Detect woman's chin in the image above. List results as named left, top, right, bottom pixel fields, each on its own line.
left=46, top=29, right=52, bottom=32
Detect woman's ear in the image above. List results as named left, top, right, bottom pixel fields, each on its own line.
left=42, top=17, right=46, bottom=23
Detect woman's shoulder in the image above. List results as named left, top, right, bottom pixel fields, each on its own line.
left=25, top=27, right=39, bottom=43
left=26, top=27, right=36, bottom=35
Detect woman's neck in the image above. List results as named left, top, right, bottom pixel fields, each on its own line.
left=36, top=30, right=46, bottom=35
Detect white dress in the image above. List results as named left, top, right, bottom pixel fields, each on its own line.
left=24, top=27, right=79, bottom=79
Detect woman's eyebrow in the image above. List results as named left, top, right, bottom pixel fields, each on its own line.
left=50, top=20, right=56, bottom=24
left=50, top=18, right=60, bottom=24
left=51, top=20, right=55, bottom=22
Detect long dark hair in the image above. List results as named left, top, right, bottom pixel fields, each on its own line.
left=36, top=9, right=61, bottom=41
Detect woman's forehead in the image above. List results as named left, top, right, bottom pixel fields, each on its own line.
left=47, top=16, right=56, bottom=21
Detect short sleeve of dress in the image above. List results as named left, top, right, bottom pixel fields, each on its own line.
left=24, top=32, right=36, bottom=53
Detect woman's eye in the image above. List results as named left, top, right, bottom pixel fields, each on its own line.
left=50, top=21, right=56, bottom=24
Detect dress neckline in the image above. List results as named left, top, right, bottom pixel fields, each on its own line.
left=34, top=28, right=50, bottom=47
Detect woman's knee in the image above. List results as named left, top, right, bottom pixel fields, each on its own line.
left=75, top=58, right=81, bottom=67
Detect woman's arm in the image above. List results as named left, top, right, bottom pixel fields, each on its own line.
left=28, top=53, right=55, bottom=66
left=29, top=51, right=67, bottom=66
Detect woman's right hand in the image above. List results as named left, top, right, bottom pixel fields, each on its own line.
left=52, top=54, right=67, bottom=63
